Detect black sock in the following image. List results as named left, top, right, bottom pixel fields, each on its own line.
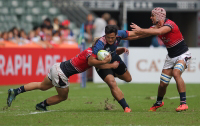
left=156, top=96, right=163, bottom=105
left=14, top=86, right=26, bottom=96
left=39, top=99, right=50, bottom=107
left=179, top=92, right=186, bottom=105
left=118, top=98, right=129, bottom=109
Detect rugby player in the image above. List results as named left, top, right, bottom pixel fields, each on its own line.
left=88, top=25, right=140, bottom=113
left=130, top=7, right=191, bottom=112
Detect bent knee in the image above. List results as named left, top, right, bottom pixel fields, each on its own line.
left=125, top=77, right=132, bottom=82
left=59, top=95, right=68, bottom=101
left=159, top=82, right=168, bottom=88
left=106, top=79, right=117, bottom=88
left=173, top=71, right=181, bottom=79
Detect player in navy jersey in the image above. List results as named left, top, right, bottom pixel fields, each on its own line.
left=88, top=25, right=141, bottom=113
left=130, top=7, right=191, bottom=112
left=7, top=46, right=131, bottom=111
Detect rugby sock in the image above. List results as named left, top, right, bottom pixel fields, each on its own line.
left=179, top=92, right=186, bottom=105
left=155, top=96, right=163, bottom=105
left=14, top=86, right=26, bottom=96
left=40, top=99, right=50, bottom=107
left=118, top=98, right=129, bottom=109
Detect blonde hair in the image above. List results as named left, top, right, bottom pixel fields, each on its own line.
left=92, top=37, right=100, bottom=47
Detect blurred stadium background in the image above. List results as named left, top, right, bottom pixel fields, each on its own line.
left=0, top=0, right=200, bottom=86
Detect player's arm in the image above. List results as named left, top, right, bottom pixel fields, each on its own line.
left=88, top=39, right=111, bottom=66
left=116, top=47, right=129, bottom=55
left=88, top=55, right=111, bottom=66
left=95, top=61, right=119, bottom=69
left=119, top=30, right=150, bottom=40
left=135, top=26, right=171, bottom=35
left=131, top=22, right=171, bottom=36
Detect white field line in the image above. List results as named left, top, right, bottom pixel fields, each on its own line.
left=169, top=95, right=196, bottom=99
left=17, top=110, right=60, bottom=116
left=0, top=91, right=4, bottom=94
left=150, top=95, right=196, bottom=100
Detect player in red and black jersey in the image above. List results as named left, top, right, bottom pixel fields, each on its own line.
left=131, top=7, right=191, bottom=112
left=7, top=46, right=130, bottom=111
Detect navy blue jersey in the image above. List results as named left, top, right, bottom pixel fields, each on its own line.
left=92, top=30, right=129, bottom=63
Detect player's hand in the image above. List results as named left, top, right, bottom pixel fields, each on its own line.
left=112, top=61, right=119, bottom=69
left=103, top=54, right=111, bottom=63
left=124, top=48, right=129, bottom=55
left=130, top=23, right=141, bottom=31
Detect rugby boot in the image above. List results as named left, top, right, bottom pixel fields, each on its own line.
left=149, top=102, right=164, bottom=111
left=176, top=104, right=188, bottom=112
left=7, top=89, right=16, bottom=107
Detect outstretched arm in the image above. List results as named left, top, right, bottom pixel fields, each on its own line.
left=130, top=23, right=171, bottom=36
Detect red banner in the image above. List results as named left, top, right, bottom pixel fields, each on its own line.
left=0, top=48, right=80, bottom=85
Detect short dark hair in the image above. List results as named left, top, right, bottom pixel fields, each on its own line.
left=33, top=26, right=40, bottom=31
left=105, top=25, right=118, bottom=35
left=41, top=24, right=47, bottom=29
left=44, top=17, right=51, bottom=23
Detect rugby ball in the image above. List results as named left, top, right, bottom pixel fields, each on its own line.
left=97, top=50, right=110, bottom=61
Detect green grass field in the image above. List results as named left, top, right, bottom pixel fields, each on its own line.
left=0, top=83, right=200, bottom=126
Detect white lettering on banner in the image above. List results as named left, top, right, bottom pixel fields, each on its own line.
left=45, top=55, right=53, bottom=74
left=36, top=55, right=62, bottom=76
left=15, top=55, right=22, bottom=75
left=0, top=55, right=5, bottom=75
left=53, top=55, right=60, bottom=64
left=22, top=55, right=32, bottom=76
left=36, top=56, right=45, bottom=76
left=6, top=56, right=14, bottom=75
left=137, top=59, right=160, bottom=72
left=62, top=56, right=67, bottom=62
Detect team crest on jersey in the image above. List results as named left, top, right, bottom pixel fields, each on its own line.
left=162, top=37, right=170, bottom=43
left=106, top=47, right=110, bottom=51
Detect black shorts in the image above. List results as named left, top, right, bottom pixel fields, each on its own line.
left=95, top=62, right=127, bottom=80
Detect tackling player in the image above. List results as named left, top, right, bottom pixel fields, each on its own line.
left=131, top=7, right=191, bottom=112
left=7, top=46, right=129, bottom=111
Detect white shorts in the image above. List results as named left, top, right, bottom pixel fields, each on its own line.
left=48, top=63, right=69, bottom=88
left=163, top=51, right=191, bottom=70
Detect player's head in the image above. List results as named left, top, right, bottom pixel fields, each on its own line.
left=151, top=7, right=166, bottom=25
left=105, top=25, right=118, bottom=45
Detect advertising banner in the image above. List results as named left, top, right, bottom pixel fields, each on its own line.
left=0, top=48, right=80, bottom=85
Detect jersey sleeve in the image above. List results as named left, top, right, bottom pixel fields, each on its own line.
left=164, top=21, right=174, bottom=30
left=92, top=40, right=104, bottom=58
left=117, top=30, right=129, bottom=39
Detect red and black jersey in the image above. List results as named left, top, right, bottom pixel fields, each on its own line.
left=152, top=19, right=188, bottom=58
left=60, top=47, right=92, bottom=77
left=70, top=47, right=92, bottom=72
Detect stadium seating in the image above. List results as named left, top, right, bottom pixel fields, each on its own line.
left=0, top=0, right=74, bottom=33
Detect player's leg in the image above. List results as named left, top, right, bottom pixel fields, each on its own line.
left=96, top=68, right=131, bottom=112
left=114, top=62, right=132, bottom=82
left=149, top=69, right=173, bottom=111
left=36, top=87, right=69, bottom=111
left=173, top=52, right=191, bottom=111
left=149, top=55, right=174, bottom=111
left=173, top=60, right=188, bottom=112
left=36, top=63, right=70, bottom=111
left=7, top=76, right=53, bottom=107
left=104, top=74, right=124, bottom=101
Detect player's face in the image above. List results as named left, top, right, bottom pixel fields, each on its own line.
left=150, top=14, right=157, bottom=25
left=105, top=33, right=116, bottom=45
